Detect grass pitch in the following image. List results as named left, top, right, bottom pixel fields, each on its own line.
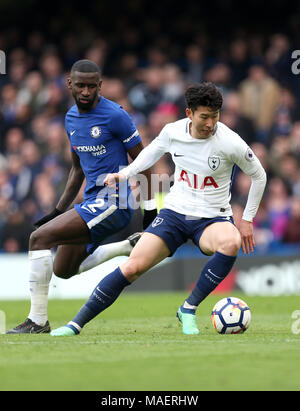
left=1, top=292, right=300, bottom=391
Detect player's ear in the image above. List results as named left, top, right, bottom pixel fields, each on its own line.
left=67, top=77, right=72, bottom=90
left=186, top=107, right=193, bottom=120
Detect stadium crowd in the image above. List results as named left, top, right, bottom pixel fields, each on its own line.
left=0, top=5, right=300, bottom=252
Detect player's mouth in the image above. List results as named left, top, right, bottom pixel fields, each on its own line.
left=79, top=98, right=91, bottom=104
left=202, top=129, right=214, bottom=135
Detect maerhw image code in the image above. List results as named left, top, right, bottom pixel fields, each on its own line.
left=100, top=394, right=199, bottom=407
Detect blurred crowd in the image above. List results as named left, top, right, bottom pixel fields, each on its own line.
left=0, top=21, right=300, bottom=252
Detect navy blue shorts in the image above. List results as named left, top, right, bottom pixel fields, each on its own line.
left=74, top=198, right=133, bottom=254
left=145, top=208, right=235, bottom=256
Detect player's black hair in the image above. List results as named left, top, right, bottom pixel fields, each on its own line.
left=185, top=82, right=223, bottom=112
left=70, top=59, right=101, bottom=75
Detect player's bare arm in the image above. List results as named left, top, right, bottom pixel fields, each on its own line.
left=33, top=151, right=85, bottom=228
left=56, top=151, right=85, bottom=212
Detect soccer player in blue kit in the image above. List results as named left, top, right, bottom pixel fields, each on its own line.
left=6, top=60, right=156, bottom=334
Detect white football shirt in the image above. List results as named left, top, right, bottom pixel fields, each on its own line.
left=121, top=118, right=267, bottom=221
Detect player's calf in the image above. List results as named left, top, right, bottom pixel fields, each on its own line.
left=51, top=266, right=130, bottom=337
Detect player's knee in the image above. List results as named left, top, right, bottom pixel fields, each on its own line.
left=29, top=229, right=42, bottom=250
left=120, top=257, right=147, bottom=282
left=29, top=226, right=55, bottom=251
left=218, top=234, right=241, bottom=256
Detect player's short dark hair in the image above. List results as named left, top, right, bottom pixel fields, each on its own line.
left=185, top=82, right=223, bottom=112
left=71, top=59, right=101, bottom=75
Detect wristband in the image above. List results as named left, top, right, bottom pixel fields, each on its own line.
left=143, top=199, right=156, bottom=211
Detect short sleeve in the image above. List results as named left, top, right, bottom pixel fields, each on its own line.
left=110, top=108, right=141, bottom=150
left=65, top=115, right=75, bottom=152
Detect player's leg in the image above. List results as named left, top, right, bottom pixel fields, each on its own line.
left=51, top=233, right=170, bottom=336
left=61, top=201, right=140, bottom=275
left=76, top=232, right=141, bottom=275
left=53, top=232, right=141, bottom=279
left=7, top=201, right=137, bottom=334
left=6, top=209, right=91, bottom=334
left=178, top=221, right=241, bottom=334
left=24, top=233, right=140, bottom=330
left=53, top=244, right=89, bottom=279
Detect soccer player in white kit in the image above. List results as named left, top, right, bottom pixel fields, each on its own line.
left=51, top=82, right=267, bottom=336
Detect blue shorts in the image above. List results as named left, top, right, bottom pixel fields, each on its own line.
left=74, top=198, right=133, bottom=254
left=145, top=208, right=235, bottom=256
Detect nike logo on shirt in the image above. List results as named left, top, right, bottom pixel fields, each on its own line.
left=174, top=153, right=184, bottom=157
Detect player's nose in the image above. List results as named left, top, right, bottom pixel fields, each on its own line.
left=81, top=86, right=90, bottom=96
left=205, top=118, right=214, bottom=128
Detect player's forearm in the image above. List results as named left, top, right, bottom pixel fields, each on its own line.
left=121, top=140, right=165, bottom=179
left=242, top=167, right=267, bottom=222
left=56, top=166, right=85, bottom=212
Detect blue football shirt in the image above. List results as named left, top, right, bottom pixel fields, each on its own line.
left=65, top=96, right=141, bottom=202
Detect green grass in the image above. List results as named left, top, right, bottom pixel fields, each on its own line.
left=1, top=293, right=300, bottom=391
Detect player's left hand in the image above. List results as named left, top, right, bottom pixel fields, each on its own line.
left=239, top=219, right=255, bottom=255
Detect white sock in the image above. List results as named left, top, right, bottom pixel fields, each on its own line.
left=78, top=239, right=132, bottom=274
left=183, top=301, right=198, bottom=311
left=28, top=250, right=53, bottom=326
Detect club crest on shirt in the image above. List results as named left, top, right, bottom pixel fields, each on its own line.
left=208, top=156, right=220, bottom=171
left=152, top=217, right=164, bottom=228
left=90, top=126, right=102, bottom=138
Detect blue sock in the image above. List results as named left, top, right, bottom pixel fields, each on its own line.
left=185, top=252, right=237, bottom=307
left=70, top=267, right=130, bottom=330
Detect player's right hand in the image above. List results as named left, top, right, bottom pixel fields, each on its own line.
left=33, top=208, right=62, bottom=228
left=239, top=219, right=255, bottom=255
left=104, top=172, right=126, bottom=188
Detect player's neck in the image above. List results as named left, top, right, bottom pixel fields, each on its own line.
left=77, top=96, right=100, bottom=114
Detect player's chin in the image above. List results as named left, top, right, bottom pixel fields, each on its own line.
left=201, top=130, right=214, bottom=137
left=77, top=100, right=94, bottom=110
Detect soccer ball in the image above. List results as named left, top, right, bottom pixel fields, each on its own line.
left=211, top=297, right=251, bottom=334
